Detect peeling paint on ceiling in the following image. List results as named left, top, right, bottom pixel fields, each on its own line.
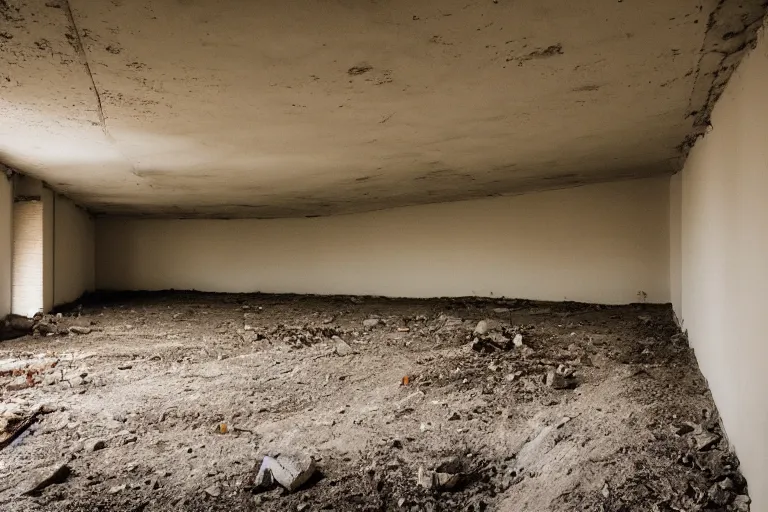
left=0, top=0, right=765, bottom=218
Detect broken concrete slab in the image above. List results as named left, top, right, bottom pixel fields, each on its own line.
left=333, top=336, right=353, bottom=356
left=695, top=432, right=721, bottom=451
left=20, top=463, right=71, bottom=495
left=85, top=438, right=106, bottom=452
left=254, top=453, right=317, bottom=493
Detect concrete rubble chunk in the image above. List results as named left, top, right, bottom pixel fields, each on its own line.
left=85, top=438, right=106, bottom=452
left=20, top=463, right=71, bottom=495
left=694, top=432, right=721, bottom=451
left=433, top=472, right=461, bottom=490
left=417, top=465, right=432, bottom=489
left=474, top=320, right=490, bottom=335
left=732, top=495, right=750, bottom=511
left=417, top=461, right=463, bottom=492
left=109, top=483, right=126, bottom=494
left=545, top=370, right=568, bottom=389
left=254, top=453, right=317, bottom=493
left=333, top=336, right=353, bottom=356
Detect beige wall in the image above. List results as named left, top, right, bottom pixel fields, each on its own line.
left=97, top=177, right=670, bottom=305
left=671, top=25, right=768, bottom=510
left=0, top=174, right=11, bottom=318
left=53, top=193, right=95, bottom=306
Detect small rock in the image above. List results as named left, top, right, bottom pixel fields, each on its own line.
left=505, top=371, right=523, bottom=382
left=117, top=364, right=132, bottom=370
left=474, top=320, right=490, bottom=335
left=333, top=337, right=353, bottom=356
left=695, top=432, right=721, bottom=451
left=20, top=464, right=71, bottom=495
left=718, top=477, right=735, bottom=490
left=417, top=466, right=432, bottom=489
left=674, top=423, right=696, bottom=436
left=493, top=308, right=509, bottom=314
left=85, top=438, right=106, bottom=452
left=363, top=318, right=380, bottom=328
left=398, top=497, right=407, bottom=508
left=545, top=370, right=568, bottom=389
left=434, top=472, right=461, bottom=490
left=109, top=483, right=127, bottom=494
left=707, top=482, right=730, bottom=506
left=447, top=411, right=461, bottom=421
left=601, top=483, right=610, bottom=498
left=38, top=403, right=59, bottom=414
left=68, top=326, right=92, bottom=335
left=204, top=485, right=221, bottom=497
left=6, top=376, right=31, bottom=391
left=513, top=334, right=524, bottom=347
left=732, top=495, right=750, bottom=511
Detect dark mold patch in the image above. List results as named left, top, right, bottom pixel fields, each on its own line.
left=543, top=173, right=579, bottom=181
left=0, top=0, right=22, bottom=22
left=572, top=84, right=601, bottom=92
left=510, top=43, right=564, bottom=65
left=347, top=63, right=373, bottom=76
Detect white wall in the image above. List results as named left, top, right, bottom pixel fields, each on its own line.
left=53, top=193, right=95, bottom=306
left=0, top=174, right=11, bottom=318
left=97, top=176, right=670, bottom=304
left=671, top=25, right=768, bottom=510
left=12, top=200, right=44, bottom=317
left=42, top=187, right=54, bottom=313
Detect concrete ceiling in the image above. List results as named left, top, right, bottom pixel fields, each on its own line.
left=0, top=0, right=766, bottom=218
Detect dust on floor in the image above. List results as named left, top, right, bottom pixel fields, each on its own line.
left=0, top=292, right=752, bottom=511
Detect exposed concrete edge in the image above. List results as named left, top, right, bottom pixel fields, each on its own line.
left=1, top=162, right=14, bottom=181
left=680, top=0, right=768, bottom=159
left=84, top=289, right=674, bottom=308
left=91, top=171, right=674, bottom=221
left=0, top=162, right=95, bottom=217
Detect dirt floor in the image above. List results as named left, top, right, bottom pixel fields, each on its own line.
left=0, top=292, right=752, bottom=511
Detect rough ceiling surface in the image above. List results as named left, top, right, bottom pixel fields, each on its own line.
left=0, top=0, right=766, bottom=218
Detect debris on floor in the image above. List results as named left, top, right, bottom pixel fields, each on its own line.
left=254, top=453, right=318, bottom=493
left=0, top=292, right=753, bottom=511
